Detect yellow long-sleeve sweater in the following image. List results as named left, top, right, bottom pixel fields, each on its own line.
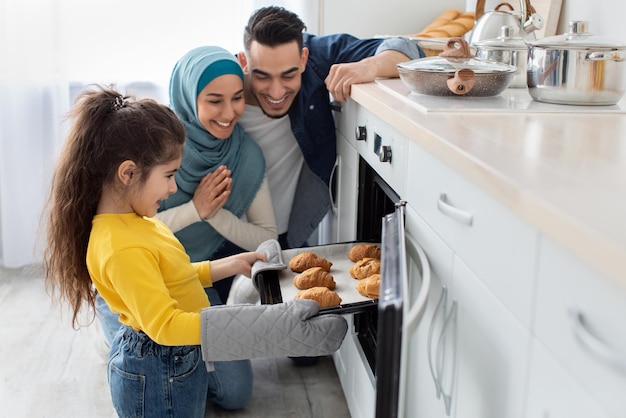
left=87, top=213, right=212, bottom=346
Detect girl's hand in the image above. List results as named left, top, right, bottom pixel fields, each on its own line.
left=232, top=251, right=267, bottom=278
left=192, top=166, right=232, bottom=220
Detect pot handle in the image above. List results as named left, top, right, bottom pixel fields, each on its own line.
left=475, top=0, right=486, bottom=20
left=439, top=37, right=474, bottom=58
left=587, top=51, right=625, bottom=62
left=447, top=69, right=476, bottom=95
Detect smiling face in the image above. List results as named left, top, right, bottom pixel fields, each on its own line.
left=131, top=157, right=181, bottom=217
left=239, top=40, right=308, bottom=118
left=196, top=74, right=245, bottom=139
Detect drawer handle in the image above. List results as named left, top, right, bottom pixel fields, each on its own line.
left=569, top=309, right=626, bottom=374
left=437, top=193, right=473, bottom=226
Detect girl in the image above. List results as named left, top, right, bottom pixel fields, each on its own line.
left=43, top=86, right=263, bottom=416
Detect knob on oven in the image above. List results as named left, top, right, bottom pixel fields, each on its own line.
left=355, top=125, right=367, bottom=141
left=379, top=145, right=392, bottom=163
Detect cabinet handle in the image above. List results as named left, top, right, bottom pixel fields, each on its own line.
left=569, top=309, right=626, bottom=374
left=437, top=300, right=458, bottom=416
left=437, top=193, right=473, bottom=226
left=405, top=233, right=432, bottom=336
left=428, top=287, right=447, bottom=399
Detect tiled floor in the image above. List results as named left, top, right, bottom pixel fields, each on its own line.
left=0, top=265, right=351, bottom=418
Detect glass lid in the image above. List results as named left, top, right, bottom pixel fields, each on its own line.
left=398, top=55, right=516, bottom=74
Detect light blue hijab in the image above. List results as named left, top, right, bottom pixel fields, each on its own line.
left=159, top=46, right=265, bottom=262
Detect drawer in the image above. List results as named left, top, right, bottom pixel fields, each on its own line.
left=405, top=144, right=538, bottom=328
left=534, top=236, right=626, bottom=418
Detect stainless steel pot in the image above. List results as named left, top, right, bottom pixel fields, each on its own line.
left=398, top=38, right=516, bottom=97
left=474, top=25, right=529, bottom=88
left=527, top=21, right=626, bottom=105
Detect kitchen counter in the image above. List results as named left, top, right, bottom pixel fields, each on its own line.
left=350, top=80, right=626, bottom=288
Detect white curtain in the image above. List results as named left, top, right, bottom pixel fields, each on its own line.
left=0, top=0, right=317, bottom=268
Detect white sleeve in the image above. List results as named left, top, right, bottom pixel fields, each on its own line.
left=155, top=200, right=202, bottom=233
left=206, top=176, right=278, bottom=251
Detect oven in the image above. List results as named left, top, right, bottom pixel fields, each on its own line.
left=348, top=156, right=431, bottom=418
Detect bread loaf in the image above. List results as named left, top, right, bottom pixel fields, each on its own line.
left=414, top=9, right=475, bottom=39
left=293, top=267, right=336, bottom=290
left=294, top=286, right=342, bottom=308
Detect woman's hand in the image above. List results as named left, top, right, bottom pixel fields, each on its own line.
left=192, top=165, right=232, bottom=220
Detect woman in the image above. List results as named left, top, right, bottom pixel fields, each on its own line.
left=159, top=45, right=277, bottom=301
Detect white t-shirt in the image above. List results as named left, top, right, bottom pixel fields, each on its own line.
left=238, top=104, right=303, bottom=235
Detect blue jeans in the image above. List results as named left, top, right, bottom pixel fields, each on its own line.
left=96, top=291, right=253, bottom=415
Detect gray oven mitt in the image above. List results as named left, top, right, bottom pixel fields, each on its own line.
left=250, top=239, right=287, bottom=289
left=200, top=299, right=347, bottom=365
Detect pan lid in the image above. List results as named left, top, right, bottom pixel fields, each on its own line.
left=529, top=21, right=626, bottom=49
left=399, top=37, right=516, bottom=74
left=473, top=25, right=528, bottom=51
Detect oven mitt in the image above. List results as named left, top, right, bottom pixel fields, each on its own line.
left=200, top=299, right=347, bottom=365
left=250, top=239, right=287, bottom=289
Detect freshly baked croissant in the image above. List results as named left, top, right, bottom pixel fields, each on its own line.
left=289, top=252, right=333, bottom=273
left=293, top=267, right=336, bottom=290
left=348, top=243, right=381, bottom=262
left=349, top=257, right=381, bottom=280
left=294, top=286, right=342, bottom=308
left=357, top=274, right=380, bottom=298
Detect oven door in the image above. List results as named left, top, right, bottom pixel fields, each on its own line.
left=376, top=201, right=431, bottom=418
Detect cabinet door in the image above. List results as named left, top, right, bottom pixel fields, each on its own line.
left=451, top=257, right=531, bottom=418
left=526, top=339, right=612, bottom=418
left=534, top=236, right=626, bottom=417
left=404, top=204, right=454, bottom=418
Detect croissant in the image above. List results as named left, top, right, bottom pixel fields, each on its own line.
left=293, top=267, right=336, bottom=290
left=349, top=257, right=381, bottom=280
left=357, top=274, right=380, bottom=298
left=294, top=286, right=342, bottom=308
left=348, top=243, right=381, bottom=262
left=289, top=252, right=333, bottom=273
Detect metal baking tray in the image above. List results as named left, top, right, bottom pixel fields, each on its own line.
left=254, top=242, right=379, bottom=315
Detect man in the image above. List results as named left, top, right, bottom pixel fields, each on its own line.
left=236, top=6, right=423, bottom=250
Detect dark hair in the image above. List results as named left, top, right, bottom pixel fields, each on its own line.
left=243, top=6, right=306, bottom=52
left=43, top=85, right=185, bottom=328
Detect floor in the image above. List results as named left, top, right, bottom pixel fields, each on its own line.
left=0, top=265, right=351, bottom=418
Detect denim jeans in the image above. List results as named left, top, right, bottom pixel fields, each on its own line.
left=97, top=290, right=253, bottom=416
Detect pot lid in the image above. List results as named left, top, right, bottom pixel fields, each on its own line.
left=529, top=21, right=626, bottom=49
left=400, top=37, right=517, bottom=74
left=473, top=25, right=528, bottom=50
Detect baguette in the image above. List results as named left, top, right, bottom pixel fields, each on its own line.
left=415, top=10, right=475, bottom=39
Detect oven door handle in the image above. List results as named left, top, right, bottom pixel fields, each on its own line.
left=328, top=155, right=339, bottom=216
left=404, top=232, right=431, bottom=336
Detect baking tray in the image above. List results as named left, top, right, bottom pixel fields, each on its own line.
left=254, top=242, right=379, bottom=315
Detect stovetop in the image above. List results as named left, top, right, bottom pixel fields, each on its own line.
left=375, top=78, right=626, bottom=114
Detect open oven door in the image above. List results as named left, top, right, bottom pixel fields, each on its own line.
left=376, top=201, right=431, bottom=418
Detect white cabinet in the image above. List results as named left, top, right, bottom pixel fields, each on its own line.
left=526, top=339, right=611, bottom=418
left=451, top=257, right=530, bottom=418
left=405, top=143, right=538, bottom=329
left=531, top=236, right=626, bottom=418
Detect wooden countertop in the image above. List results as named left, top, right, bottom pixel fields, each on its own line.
left=351, top=81, right=626, bottom=287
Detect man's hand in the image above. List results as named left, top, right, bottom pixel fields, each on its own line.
left=192, top=165, right=232, bottom=220
left=324, top=50, right=410, bottom=103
